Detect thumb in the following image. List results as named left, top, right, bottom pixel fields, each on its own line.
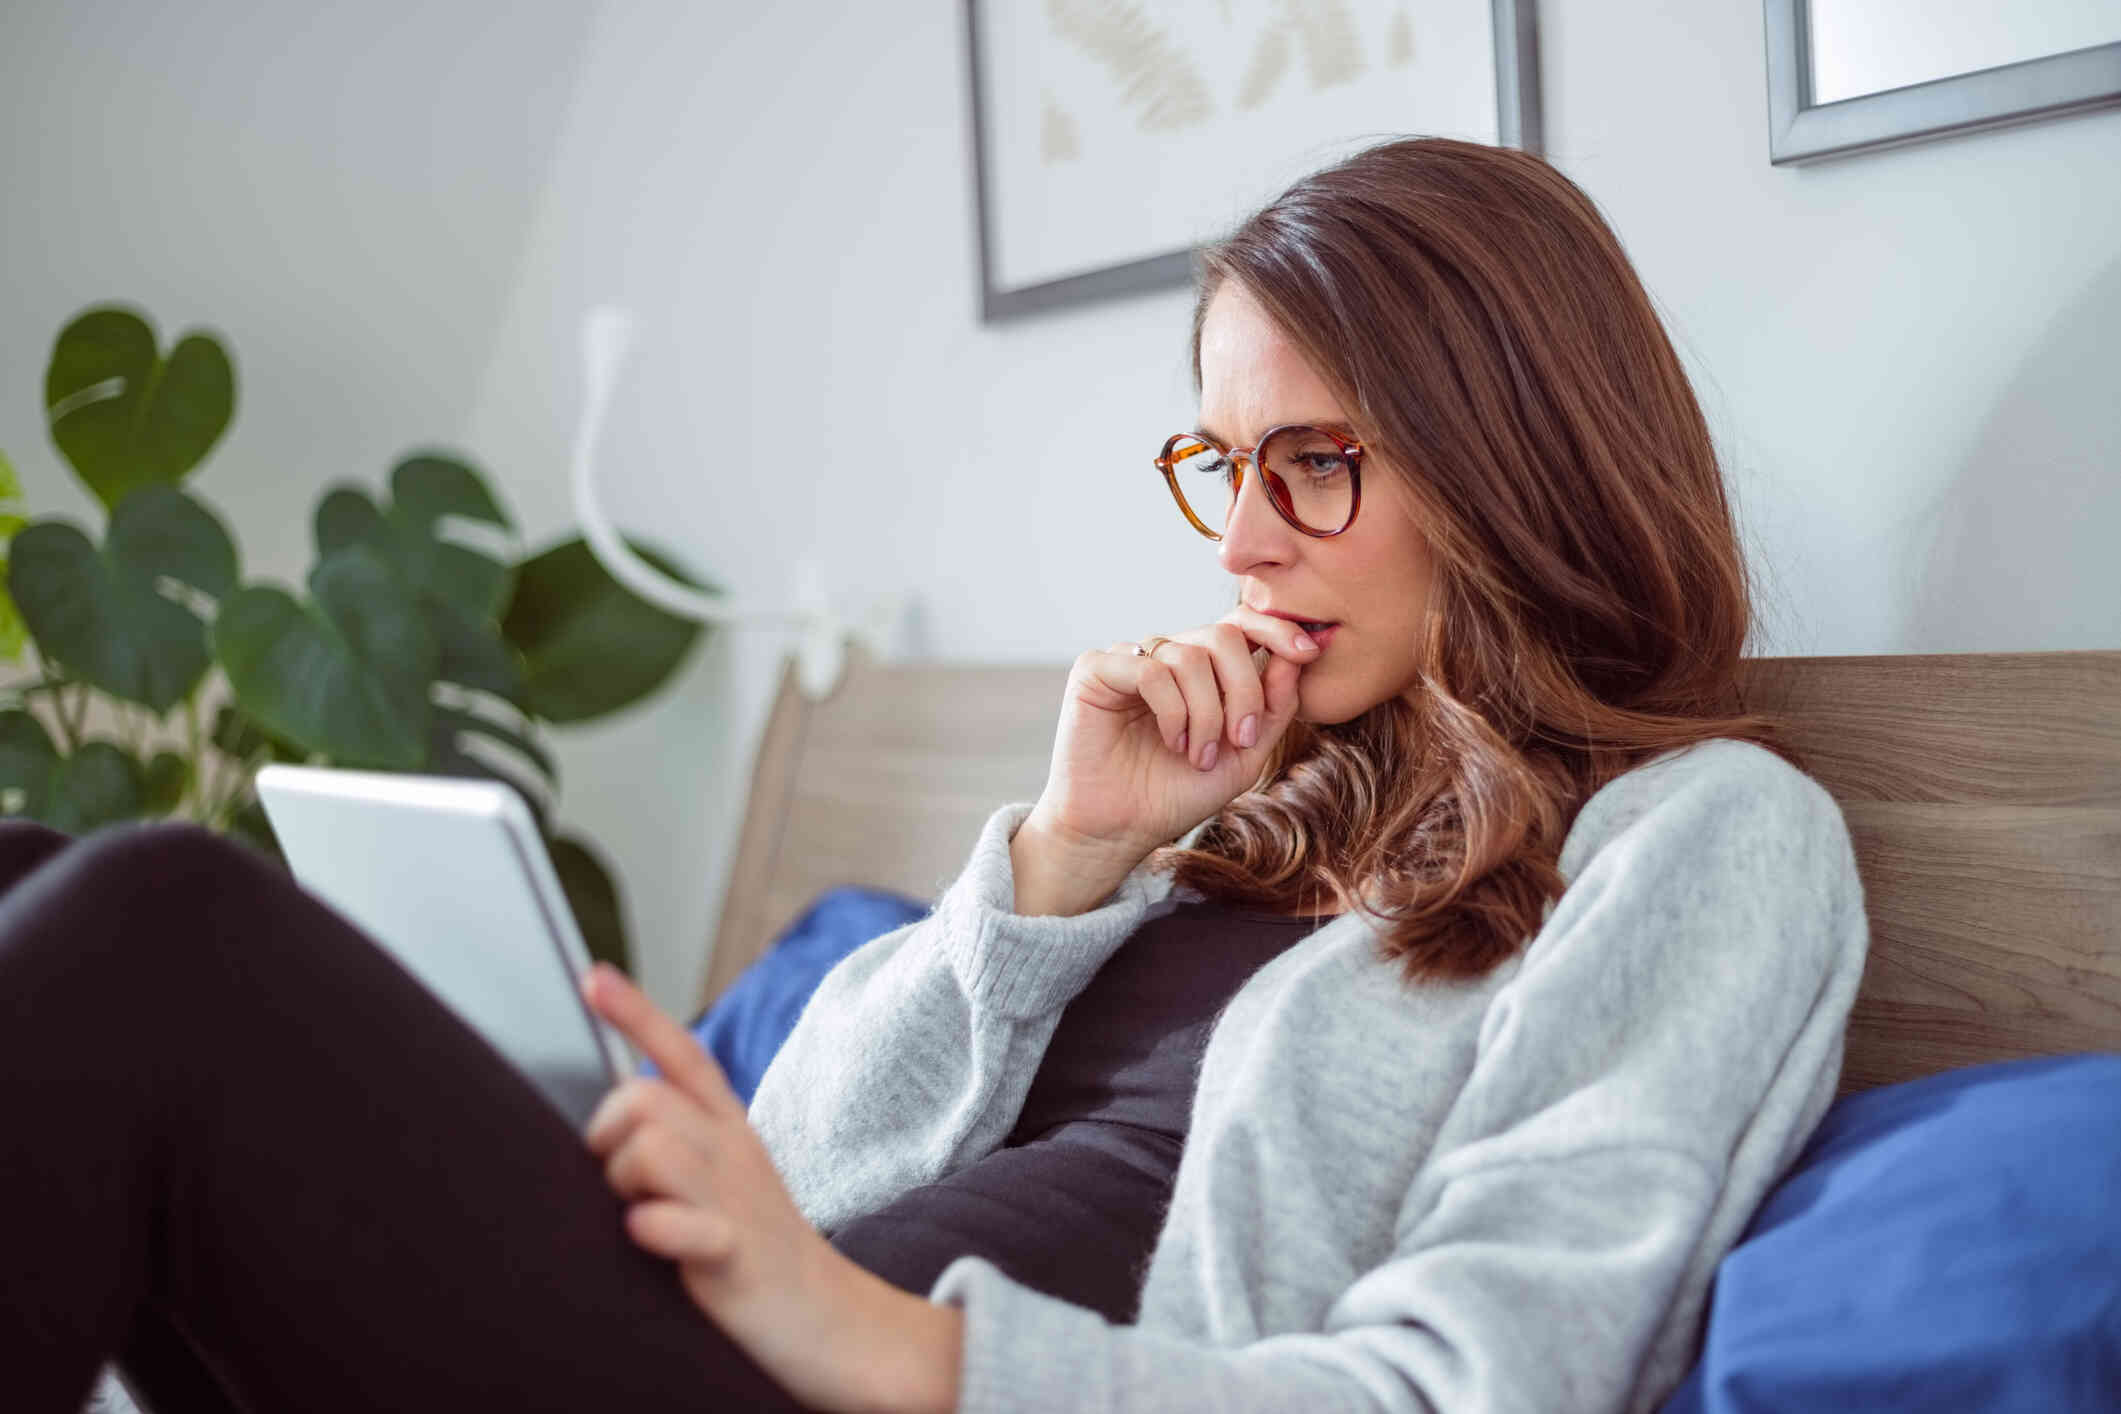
left=1255, top=650, right=1304, bottom=747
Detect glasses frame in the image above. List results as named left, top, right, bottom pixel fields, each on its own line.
left=1155, top=424, right=1366, bottom=541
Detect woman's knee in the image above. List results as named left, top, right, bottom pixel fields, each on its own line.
left=0, top=817, right=75, bottom=894
left=22, top=820, right=288, bottom=938
left=74, top=817, right=275, bottom=879
left=0, top=822, right=284, bottom=1022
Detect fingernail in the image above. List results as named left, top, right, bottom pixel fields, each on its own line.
left=1293, top=632, right=1318, bottom=653
left=1237, top=714, right=1258, bottom=748
left=1200, top=741, right=1218, bottom=770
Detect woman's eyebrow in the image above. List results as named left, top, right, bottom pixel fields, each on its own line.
left=1196, top=418, right=1361, bottom=444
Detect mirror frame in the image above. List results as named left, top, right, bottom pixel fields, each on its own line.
left=1764, top=0, right=2121, bottom=164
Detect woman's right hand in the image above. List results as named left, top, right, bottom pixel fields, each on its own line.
left=1011, top=605, right=1321, bottom=914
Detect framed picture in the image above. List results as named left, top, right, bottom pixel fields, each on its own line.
left=1764, top=0, right=2121, bottom=165
left=963, top=0, right=1543, bottom=322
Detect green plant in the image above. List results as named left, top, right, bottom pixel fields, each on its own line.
left=0, top=303, right=715, bottom=976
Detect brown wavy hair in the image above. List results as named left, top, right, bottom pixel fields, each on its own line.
left=1149, top=135, right=1805, bottom=986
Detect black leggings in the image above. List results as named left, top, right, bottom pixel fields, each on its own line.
left=0, top=818, right=816, bottom=1413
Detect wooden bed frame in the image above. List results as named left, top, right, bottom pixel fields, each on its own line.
left=700, top=649, right=2121, bottom=1096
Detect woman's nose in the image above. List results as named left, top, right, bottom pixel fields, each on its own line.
left=1215, top=462, right=1296, bottom=575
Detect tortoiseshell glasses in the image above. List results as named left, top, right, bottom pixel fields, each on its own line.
left=1155, top=424, right=1365, bottom=540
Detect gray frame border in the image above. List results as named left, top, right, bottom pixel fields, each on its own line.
left=964, top=0, right=1545, bottom=324
left=1763, top=0, right=2121, bottom=165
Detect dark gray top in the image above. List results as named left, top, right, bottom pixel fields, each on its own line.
left=827, top=896, right=1331, bottom=1323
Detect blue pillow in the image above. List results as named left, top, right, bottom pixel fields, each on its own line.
left=1661, top=1051, right=2121, bottom=1414
left=665, top=885, right=929, bottom=1105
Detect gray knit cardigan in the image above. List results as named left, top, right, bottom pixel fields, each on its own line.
left=748, top=738, right=1869, bottom=1414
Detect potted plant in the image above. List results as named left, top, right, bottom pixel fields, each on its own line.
left=0, top=303, right=712, bottom=976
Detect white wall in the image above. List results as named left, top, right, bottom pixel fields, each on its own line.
left=5, top=2, right=2116, bottom=1017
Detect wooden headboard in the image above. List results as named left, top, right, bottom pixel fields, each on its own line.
left=701, top=649, right=2121, bottom=1096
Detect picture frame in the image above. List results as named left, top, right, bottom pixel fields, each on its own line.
left=1763, top=0, right=2121, bottom=165
left=962, top=0, right=1543, bottom=323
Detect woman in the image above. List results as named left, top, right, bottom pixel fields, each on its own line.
left=10, top=135, right=1865, bottom=1414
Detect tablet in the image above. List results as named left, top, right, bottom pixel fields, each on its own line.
left=253, top=763, right=643, bottom=1128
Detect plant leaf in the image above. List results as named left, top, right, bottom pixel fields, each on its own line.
left=9, top=522, right=206, bottom=713
left=7, top=487, right=237, bottom=710
left=312, top=462, right=524, bottom=706
left=429, top=600, right=526, bottom=704
left=0, top=708, right=59, bottom=811
left=313, top=457, right=516, bottom=624
left=0, top=557, right=26, bottom=663
left=0, top=458, right=24, bottom=662
left=41, top=741, right=147, bottom=835
left=225, top=795, right=285, bottom=865
left=210, top=701, right=308, bottom=764
left=45, top=306, right=235, bottom=509
left=423, top=724, right=552, bottom=836
left=384, top=452, right=515, bottom=624
left=0, top=447, right=25, bottom=544
left=105, top=484, right=240, bottom=599
left=213, top=543, right=436, bottom=768
left=142, top=751, right=190, bottom=814
left=430, top=702, right=557, bottom=786
left=314, top=485, right=386, bottom=556
left=501, top=536, right=710, bottom=724
left=547, top=831, right=631, bottom=976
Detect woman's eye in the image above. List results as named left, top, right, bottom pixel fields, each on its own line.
left=1302, top=454, right=1348, bottom=480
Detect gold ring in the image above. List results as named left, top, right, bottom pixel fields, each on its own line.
left=1133, top=635, right=1174, bottom=658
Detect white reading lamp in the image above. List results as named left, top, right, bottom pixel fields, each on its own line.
left=568, top=305, right=904, bottom=701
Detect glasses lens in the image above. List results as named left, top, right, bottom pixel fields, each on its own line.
left=1259, top=426, right=1355, bottom=533
left=1165, top=435, right=1239, bottom=533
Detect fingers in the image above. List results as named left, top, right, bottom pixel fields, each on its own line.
left=1195, top=623, right=1265, bottom=753
left=580, top=964, right=738, bottom=1117
left=1153, top=640, right=1224, bottom=770
left=585, top=1073, right=662, bottom=1156
left=1106, top=646, right=1193, bottom=758
left=1218, top=603, right=1326, bottom=663
left=626, top=1198, right=733, bottom=1264
left=1259, top=646, right=1302, bottom=730
left=1084, top=613, right=1319, bottom=772
left=602, top=1119, right=699, bottom=1204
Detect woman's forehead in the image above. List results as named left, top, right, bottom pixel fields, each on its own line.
left=1198, top=284, right=1349, bottom=440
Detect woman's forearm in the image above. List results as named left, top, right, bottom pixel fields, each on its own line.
left=1009, top=808, right=1148, bottom=918
left=831, top=1257, right=964, bottom=1414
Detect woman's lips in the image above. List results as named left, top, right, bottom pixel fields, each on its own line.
left=1303, top=623, right=1340, bottom=651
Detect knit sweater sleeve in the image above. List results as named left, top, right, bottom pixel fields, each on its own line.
left=928, top=742, right=1870, bottom=1414
left=745, top=801, right=1168, bottom=1235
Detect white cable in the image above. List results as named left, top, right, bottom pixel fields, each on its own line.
left=569, top=306, right=802, bottom=628
left=570, top=305, right=901, bottom=699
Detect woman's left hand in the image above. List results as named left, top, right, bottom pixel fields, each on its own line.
left=579, top=962, right=962, bottom=1413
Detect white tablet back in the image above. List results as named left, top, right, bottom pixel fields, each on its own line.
left=253, top=764, right=641, bottom=1128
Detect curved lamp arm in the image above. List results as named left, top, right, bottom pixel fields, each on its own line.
left=569, top=305, right=899, bottom=699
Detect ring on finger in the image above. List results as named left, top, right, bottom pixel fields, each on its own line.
left=1133, top=634, right=1174, bottom=658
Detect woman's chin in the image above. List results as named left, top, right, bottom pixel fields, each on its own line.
left=1293, top=677, right=1368, bottom=728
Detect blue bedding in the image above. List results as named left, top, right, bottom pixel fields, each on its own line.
left=686, top=884, right=929, bottom=1106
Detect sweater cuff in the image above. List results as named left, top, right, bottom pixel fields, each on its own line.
left=929, top=802, right=1163, bottom=1021
left=928, top=1255, right=1115, bottom=1412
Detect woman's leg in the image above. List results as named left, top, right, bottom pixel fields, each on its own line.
left=0, top=819, right=813, bottom=1414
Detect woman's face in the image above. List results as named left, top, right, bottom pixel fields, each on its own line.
left=1197, top=280, right=1437, bottom=725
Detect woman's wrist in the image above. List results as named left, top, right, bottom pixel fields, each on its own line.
left=818, top=1248, right=964, bottom=1414
left=1009, top=807, right=1150, bottom=918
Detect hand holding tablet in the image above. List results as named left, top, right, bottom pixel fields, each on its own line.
left=254, top=764, right=643, bottom=1127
